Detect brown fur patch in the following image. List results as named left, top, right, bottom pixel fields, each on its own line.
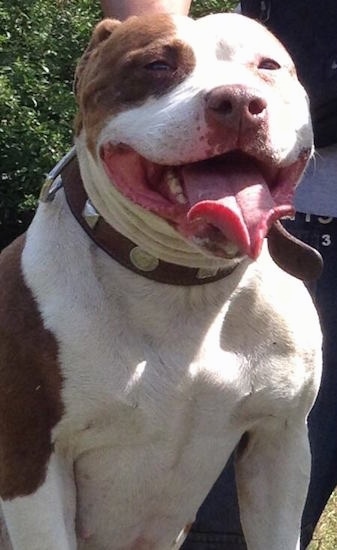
left=74, top=14, right=196, bottom=155
left=0, top=236, right=63, bottom=499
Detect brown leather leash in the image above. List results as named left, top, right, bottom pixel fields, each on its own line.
left=267, top=220, right=323, bottom=281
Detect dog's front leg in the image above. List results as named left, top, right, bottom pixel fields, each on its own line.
left=235, top=417, right=310, bottom=550
left=1, top=453, right=76, bottom=550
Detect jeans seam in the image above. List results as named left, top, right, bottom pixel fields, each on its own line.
left=185, top=531, right=246, bottom=543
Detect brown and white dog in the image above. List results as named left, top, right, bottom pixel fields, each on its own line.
left=0, top=12, right=322, bottom=550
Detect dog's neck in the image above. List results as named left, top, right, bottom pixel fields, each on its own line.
left=75, top=136, right=241, bottom=272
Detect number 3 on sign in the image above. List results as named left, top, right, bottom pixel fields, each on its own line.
left=322, top=234, right=331, bottom=246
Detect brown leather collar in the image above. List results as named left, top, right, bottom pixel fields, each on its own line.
left=40, top=149, right=323, bottom=284
left=41, top=150, right=237, bottom=285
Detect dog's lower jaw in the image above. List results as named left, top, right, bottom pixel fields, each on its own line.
left=76, top=136, right=243, bottom=271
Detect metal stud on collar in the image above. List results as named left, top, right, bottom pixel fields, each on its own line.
left=129, top=246, right=160, bottom=272
left=39, top=174, right=63, bottom=203
left=196, top=267, right=220, bottom=279
left=82, top=199, right=101, bottom=229
left=39, top=147, right=77, bottom=203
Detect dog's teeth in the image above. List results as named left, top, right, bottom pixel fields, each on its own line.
left=224, top=243, right=240, bottom=257
left=176, top=193, right=187, bottom=205
left=166, top=171, right=187, bottom=204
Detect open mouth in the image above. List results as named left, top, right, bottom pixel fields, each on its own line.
left=101, top=144, right=309, bottom=260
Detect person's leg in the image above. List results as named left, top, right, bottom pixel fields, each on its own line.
left=100, top=0, right=191, bottom=19
left=284, top=214, right=337, bottom=548
left=277, top=213, right=337, bottom=548
left=182, top=456, right=246, bottom=549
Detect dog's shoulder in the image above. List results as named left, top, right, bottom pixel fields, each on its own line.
left=220, top=250, right=322, bottom=420
left=225, top=248, right=321, bottom=357
left=0, top=235, right=63, bottom=500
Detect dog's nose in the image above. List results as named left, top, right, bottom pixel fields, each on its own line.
left=205, top=85, right=267, bottom=127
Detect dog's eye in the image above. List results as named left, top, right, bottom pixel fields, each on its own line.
left=144, top=60, right=173, bottom=71
left=259, top=58, right=281, bottom=70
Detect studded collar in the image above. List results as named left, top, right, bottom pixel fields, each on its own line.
left=39, top=149, right=237, bottom=285
left=40, top=148, right=323, bottom=283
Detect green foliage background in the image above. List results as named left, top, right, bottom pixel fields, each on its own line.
left=0, top=0, right=236, bottom=245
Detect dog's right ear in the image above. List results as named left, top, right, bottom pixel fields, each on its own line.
left=74, top=18, right=121, bottom=96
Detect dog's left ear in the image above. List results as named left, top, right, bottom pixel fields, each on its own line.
left=74, top=18, right=121, bottom=96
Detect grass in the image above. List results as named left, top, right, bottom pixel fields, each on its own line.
left=308, top=491, right=337, bottom=549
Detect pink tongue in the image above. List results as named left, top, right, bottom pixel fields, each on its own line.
left=183, top=157, right=293, bottom=259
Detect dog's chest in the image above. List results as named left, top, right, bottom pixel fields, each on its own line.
left=55, top=296, right=247, bottom=548
left=50, top=277, right=295, bottom=549
left=56, top=287, right=246, bottom=450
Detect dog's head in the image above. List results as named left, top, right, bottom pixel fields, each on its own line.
left=74, top=13, right=313, bottom=269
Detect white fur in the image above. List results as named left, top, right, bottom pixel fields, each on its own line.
left=1, top=13, right=321, bottom=550
left=98, top=14, right=312, bottom=165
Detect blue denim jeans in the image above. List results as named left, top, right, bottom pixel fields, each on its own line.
left=183, top=213, right=337, bottom=549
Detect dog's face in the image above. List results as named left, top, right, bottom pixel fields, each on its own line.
left=75, top=13, right=313, bottom=261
